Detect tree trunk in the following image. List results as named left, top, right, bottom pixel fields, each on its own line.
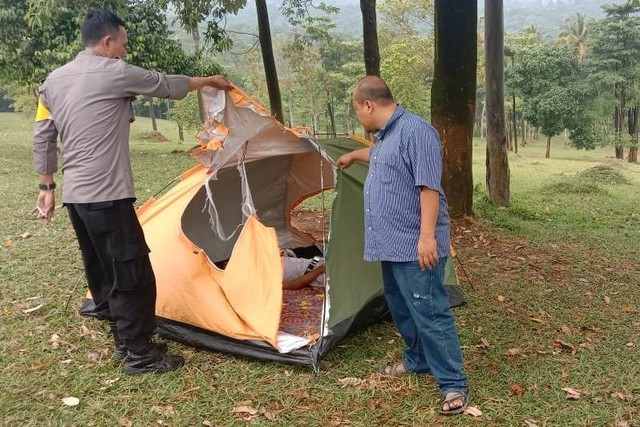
left=629, top=106, right=638, bottom=163
left=521, top=119, right=526, bottom=146
left=479, top=97, right=486, bottom=138
left=545, top=135, right=551, bottom=159
left=148, top=96, right=157, bottom=132
left=431, top=0, right=477, bottom=217
left=361, top=0, right=380, bottom=77
left=178, top=124, right=184, bottom=142
left=614, top=90, right=625, bottom=159
left=507, top=116, right=513, bottom=151
left=512, top=92, right=518, bottom=149
left=327, top=100, right=336, bottom=137
left=484, top=0, right=510, bottom=207
left=256, top=0, right=284, bottom=123
left=191, top=30, right=207, bottom=123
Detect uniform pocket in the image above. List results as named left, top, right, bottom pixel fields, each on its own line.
left=112, top=239, right=153, bottom=291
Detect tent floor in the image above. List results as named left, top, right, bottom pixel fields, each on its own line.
left=279, top=286, right=325, bottom=343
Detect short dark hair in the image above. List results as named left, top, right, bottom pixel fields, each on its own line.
left=353, top=76, right=395, bottom=105
left=81, top=9, right=125, bottom=47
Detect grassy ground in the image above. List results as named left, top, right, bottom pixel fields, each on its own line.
left=1, top=112, right=638, bottom=426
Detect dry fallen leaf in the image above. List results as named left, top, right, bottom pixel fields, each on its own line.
left=626, top=342, right=634, bottom=347
left=61, top=396, right=80, bottom=406
left=233, top=405, right=258, bottom=415
left=337, top=377, right=364, bottom=388
left=497, top=295, right=506, bottom=303
left=202, top=421, right=213, bottom=427
left=530, top=317, right=547, bottom=325
left=562, top=387, right=581, bottom=400
left=49, top=334, right=61, bottom=349
left=611, top=392, right=629, bottom=402
left=559, top=325, right=571, bottom=334
left=616, top=421, right=630, bottom=427
left=20, top=232, right=31, bottom=239
left=604, top=296, right=611, bottom=304
left=3, top=240, right=14, bottom=248
left=464, top=406, right=482, bottom=417
left=509, top=383, right=525, bottom=396
left=118, top=418, right=133, bottom=427
left=476, top=337, right=490, bottom=349
left=151, top=405, right=175, bottom=417
left=524, top=420, right=540, bottom=427
left=262, top=410, right=277, bottom=421
left=367, top=400, right=377, bottom=410
left=554, top=339, right=577, bottom=355
left=505, top=348, right=522, bottom=356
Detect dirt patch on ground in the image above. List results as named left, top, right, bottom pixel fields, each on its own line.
left=290, top=208, right=331, bottom=242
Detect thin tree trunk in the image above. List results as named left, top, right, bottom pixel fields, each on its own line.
left=191, top=30, right=207, bottom=124
left=178, top=124, right=184, bottom=142
left=256, top=0, right=284, bottom=123
left=327, top=99, right=336, bottom=137
left=507, top=115, right=513, bottom=151
left=545, top=135, right=551, bottom=159
left=480, top=98, right=486, bottom=138
left=512, top=92, right=517, bottom=149
left=629, top=106, right=638, bottom=163
left=361, top=0, right=380, bottom=77
left=432, top=0, right=477, bottom=217
left=484, top=0, right=510, bottom=207
left=148, top=96, right=157, bottom=132
left=521, top=119, right=526, bottom=147
left=615, top=90, right=625, bottom=159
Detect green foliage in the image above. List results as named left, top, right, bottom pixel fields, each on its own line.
left=156, top=0, right=247, bottom=52
left=168, top=92, right=201, bottom=133
left=378, top=0, right=434, bottom=119
left=509, top=44, right=593, bottom=143
left=281, top=0, right=339, bottom=27
left=0, top=0, right=209, bottom=90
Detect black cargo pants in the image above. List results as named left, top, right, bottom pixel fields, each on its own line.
left=67, top=199, right=156, bottom=350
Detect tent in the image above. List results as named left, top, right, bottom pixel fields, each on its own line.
left=81, top=87, right=465, bottom=370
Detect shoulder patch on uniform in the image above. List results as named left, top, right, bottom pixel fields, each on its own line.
left=35, top=100, right=51, bottom=122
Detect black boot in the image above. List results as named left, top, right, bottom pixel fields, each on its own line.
left=110, top=323, right=167, bottom=360
left=124, top=341, right=184, bottom=375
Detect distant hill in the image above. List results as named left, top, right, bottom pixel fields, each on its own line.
left=169, top=0, right=611, bottom=51
left=219, top=0, right=609, bottom=38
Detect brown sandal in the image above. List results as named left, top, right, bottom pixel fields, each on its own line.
left=377, top=363, right=408, bottom=376
left=439, top=389, right=471, bottom=416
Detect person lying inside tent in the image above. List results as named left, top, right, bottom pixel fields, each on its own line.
left=215, top=253, right=325, bottom=290
left=282, top=254, right=325, bottom=290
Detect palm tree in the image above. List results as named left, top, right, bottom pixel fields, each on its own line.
left=559, top=13, right=588, bottom=62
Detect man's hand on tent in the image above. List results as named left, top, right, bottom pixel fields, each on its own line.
left=207, top=75, right=233, bottom=90
left=34, top=189, right=55, bottom=225
left=337, top=148, right=370, bottom=169
left=188, top=75, right=233, bottom=92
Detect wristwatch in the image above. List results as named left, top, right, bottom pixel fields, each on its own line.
left=304, top=255, right=323, bottom=273
left=38, top=182, right=56, bottom=191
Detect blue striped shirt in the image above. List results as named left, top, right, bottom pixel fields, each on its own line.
left=363, top=105, right=451, bottom=262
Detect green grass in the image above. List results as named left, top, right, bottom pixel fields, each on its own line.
left=1, top=113, right=639, bottom=426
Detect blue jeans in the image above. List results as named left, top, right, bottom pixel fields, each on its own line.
left=381, top=258, right=468, bottom=396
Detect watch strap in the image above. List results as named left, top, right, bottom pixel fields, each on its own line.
left=38, top=182, right=56, bottom=191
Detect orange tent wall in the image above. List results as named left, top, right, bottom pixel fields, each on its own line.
left=138, top=166, right=283, bottom=349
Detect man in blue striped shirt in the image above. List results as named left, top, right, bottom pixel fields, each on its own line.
left=337, top=76, right=470, bottom=416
